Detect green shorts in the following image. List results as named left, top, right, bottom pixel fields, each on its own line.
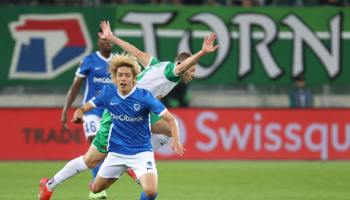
left=92, top=109, right=162, bottom=153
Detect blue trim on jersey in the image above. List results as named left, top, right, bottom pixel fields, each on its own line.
left=91, top=85, right=166, bottom=155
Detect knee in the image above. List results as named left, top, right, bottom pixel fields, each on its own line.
left=163, top=128, right=172, bottom=137
left=83, top=156, right=98, bottom=169
left=144, top=188, right=158, bottom=197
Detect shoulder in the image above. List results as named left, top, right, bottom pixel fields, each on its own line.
left=82, top=52, right=97, bottom=63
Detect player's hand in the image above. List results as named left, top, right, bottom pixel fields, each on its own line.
left=201, top=33, right=219, bottom=54
left=71, top=116, right=85, bottom=124
left=71, top=109, right=85, bottom=124
left=99, top=21, right=113, bottom=39
left=61, top=112, right=69, bottom=130
left=171, top=140, right=187, bottom=156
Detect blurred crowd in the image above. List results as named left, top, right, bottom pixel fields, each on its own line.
left=0, top=0, right=348, bottom=7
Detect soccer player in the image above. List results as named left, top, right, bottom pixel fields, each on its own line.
left=37, top=22, right=218, bottom=200
left=60, top=29, right=113, bottom=199
left=48, top=52, right=184, bottom=200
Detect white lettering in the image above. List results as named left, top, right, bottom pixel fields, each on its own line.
left=254, top=113, right=262, bottom=151
left=178, top=13, right=230, bottom=78
left=196, top=111, right=218, bottom=152
left=331, top=124, right=350, bottom=151
left=284, top=123, right=302, bottom=151
left=121, top=12, right=175, bottom=58
left=264, top=123, right=282, bottom=151
left=93, top=77, right=113, bottom=83
left=305, top=123, right=328, bottom=160
left=232, top=14, right=282, bottom=79
left=219, top=124, right=252, bottom=151
left=281, top=14, right=341, bottom=78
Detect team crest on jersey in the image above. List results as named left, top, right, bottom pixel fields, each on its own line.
left=147, top=161, right=152, bottom=167
left=134, top=104, right=141, bottom=111
left=156, top=95, right=163, bottom=100
left=8, top=14, right=92, bottom=79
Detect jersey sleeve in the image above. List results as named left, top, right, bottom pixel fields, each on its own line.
left=163, top=61, right=182, bottom=83
left=146, top=56, right=161, bottom=68
left=89, top=85, right=107, bottom=108
left=145, top=91, right=167, bottom=117
left=75, top=58, right=90, bottom=78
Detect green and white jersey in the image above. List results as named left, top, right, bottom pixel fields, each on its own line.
left=137, top=57, right=182, bottom=100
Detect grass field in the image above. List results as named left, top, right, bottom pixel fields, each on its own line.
left=1, top=161, right=350, bottom=200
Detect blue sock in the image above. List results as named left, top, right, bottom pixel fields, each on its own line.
left=139, top=191, right=158, bottom=200
left=91, top=160, right=103, bottom=185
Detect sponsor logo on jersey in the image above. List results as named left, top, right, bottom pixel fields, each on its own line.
left=93, top=77, right=113, bottom=83
left=109, top=112, right=143, bottom=122
left=134, top=104, right=141, bottom=111
left=110, top=102, right=119, bottom=105
left=8, top=14, right=92, bottom=79
left=95, top=67, right=102, bottom=70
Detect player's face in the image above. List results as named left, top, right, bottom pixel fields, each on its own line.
left=116, top=66, right=136, bottom=94
left=180, top=65, right=196, bottom=84
left=97, top=37, right=113, bottom=53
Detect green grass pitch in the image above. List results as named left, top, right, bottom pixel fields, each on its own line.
left=1, top=161, right=349, bottom=200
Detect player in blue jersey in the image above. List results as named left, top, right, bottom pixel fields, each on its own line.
left=60, top=29, right=112, bottom=199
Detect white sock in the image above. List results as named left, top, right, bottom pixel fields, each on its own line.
left=151, top=134, right=172, bottom=152
left=46, top=156, right=89, bottom=192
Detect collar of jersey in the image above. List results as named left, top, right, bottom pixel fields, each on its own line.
left=96, top=51, right=113, bottom=62
left=117, top=86, right=136, bottom=99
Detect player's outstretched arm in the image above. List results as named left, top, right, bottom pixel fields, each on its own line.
left=62, top=75, right=84, bottom=130
left=71, top=102, right=94, bottom=124
left=175, top=33, right=219, bottom=75
left=160, top=111, right=187, bottom=156
left=99, top=21, right=152, bottom=67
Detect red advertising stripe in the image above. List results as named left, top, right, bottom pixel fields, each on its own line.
left=0, top=108, right=349, bottom=160
left=0, top=108, right=89, bottom=160
left=155, top=108, right=350, bottom=160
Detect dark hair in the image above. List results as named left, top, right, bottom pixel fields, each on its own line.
left=174, top=52, right=192, bottom=62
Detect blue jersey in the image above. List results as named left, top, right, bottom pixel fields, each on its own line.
left=90, top=85, right=167, bottom=155
left=75, top=51, right=113, bottom=117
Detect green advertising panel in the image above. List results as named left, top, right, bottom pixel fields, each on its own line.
left=113, top=6, right=350, bottom=85
left=0, top=6, right=349, bottom=86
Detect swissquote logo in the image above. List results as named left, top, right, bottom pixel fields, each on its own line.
left=8, top=14, right=92, bottom=79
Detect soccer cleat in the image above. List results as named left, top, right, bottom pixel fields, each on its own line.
left=89, top=190, right=107, bottom=199
left=125, top=168, right=137, bottom=182
left=38, top=178, right=53, bottom=200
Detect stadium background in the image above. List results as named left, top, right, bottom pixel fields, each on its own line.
left=1, top=3, right=350, bottom=200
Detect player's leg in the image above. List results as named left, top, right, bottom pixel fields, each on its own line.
left=131, top=152, right=158, bottom=200
left=38, top=145, right=107, bottom=200
left=126, top=114, right=171, bottom=182
left=84, top=111, right=112, bottom=199
left=83, top=114, right=102, bottom=182
left=91, top=153, right=127, bottom=194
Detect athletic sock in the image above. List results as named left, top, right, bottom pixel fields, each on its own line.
left=139, top=191, right=158, bottom=200
left=91, top=160, right=103, bottom=185
left=46, top=156, right=89, bottom=192
left=151, top=134, right=172, bottom=152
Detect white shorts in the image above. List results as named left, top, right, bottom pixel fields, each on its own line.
left=83, top=115, right=101, bottom=139
left=98, top=151, right=157, bottom=180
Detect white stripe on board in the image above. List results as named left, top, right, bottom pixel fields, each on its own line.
left=114, top=29, right=350, bottom=39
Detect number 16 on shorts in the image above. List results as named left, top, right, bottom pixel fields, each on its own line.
left=83, top=115, right=102, bottom=139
